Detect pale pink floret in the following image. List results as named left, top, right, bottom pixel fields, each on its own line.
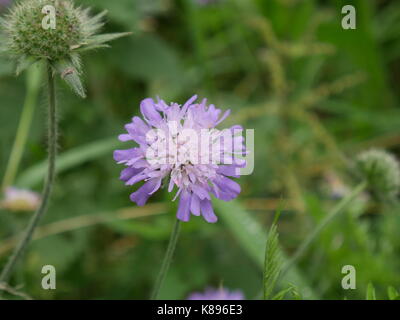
left=1, top=187, right=41, bottom=212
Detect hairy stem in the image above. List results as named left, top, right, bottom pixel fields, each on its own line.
left=0, top=61, right=57, bottom=286
left=2, top=66, right=42, bottom=190
left=281, top=181, right=367, bottom=277
left=151, top=219, right=181, bottom=300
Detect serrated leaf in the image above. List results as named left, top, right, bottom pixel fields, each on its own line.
left=263, top=212, right=282, bottom=300
left=83, top=10, right=107, bottom=35
left=89, top=9, right=108, bottom=22
left=54, top=60, right=86, bottom=98
left=214, top=200, right=318, bottom=299
left=366, top=283, right=377, bottom=300
left=73, top=32, right=131, bottom=53
left=273, top=283, right=302, bottom=300
left=291, top=285, right=302, bottom=300
left=272, top=287, right=292, bottom=300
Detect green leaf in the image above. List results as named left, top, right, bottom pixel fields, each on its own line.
left=17, top=138, right=124, bottom=188
left=214, top=200, right=318, bottom=299
left=83, top=9, right=107, bottom=34
left=74, top=43, right=110, bottom=53
left=291, top=285, right=303, bottom=300
left=273, top=283, right=302, bottom=300
left=74, top=32, right=132, bottom=53
left=366, top=283, right=377, bottom=300
left=263, top=212, right=282, bottom=299
left=87, top=32, right=133, bottom=46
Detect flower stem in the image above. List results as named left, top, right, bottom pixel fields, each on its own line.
left=150, top=219, right=181, bottom=300
left=0, top=61, right=57, bottom=285
left=1, top=65, right=42, bottom=190
left=281, top=181, right=367, bottom=277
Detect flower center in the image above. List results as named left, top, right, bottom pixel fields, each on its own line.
left=146, top=127, right=219, bottom=189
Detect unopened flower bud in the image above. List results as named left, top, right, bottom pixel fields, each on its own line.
left=355, top=149, right=400, bottom=200
left=0, top=0, right=130, bottom=97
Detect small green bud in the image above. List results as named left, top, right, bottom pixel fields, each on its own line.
left=355, top=149, right=400, bottom=201
left=0, top=0, right=130, bottom=97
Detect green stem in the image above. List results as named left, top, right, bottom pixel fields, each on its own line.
left=281, top=181, right=367, bottom=277
left=0, top=61, right=57, bottom=286
left=150, top=219, right=181, bottom=300
left=2, top=66, right=42, bottom=190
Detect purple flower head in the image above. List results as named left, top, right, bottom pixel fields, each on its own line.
left=187, top=287, right=245, bottom=300
left=114, top=96, right=246, bottom=223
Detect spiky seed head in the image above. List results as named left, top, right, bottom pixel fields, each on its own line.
left=4, top=0, right=83, bottom=61
left=0, top=0, right=130, bottom=97
left=355, top=149, right=400, bottom=201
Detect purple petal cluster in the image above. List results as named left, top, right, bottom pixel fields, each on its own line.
left=187, top=287, right=244, bottom=300
left=114, top=96, right=245, bottom=223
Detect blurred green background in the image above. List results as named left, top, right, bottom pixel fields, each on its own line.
left=1, top=0, right=400, bottom=300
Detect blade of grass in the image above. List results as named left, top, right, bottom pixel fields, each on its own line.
left=263, top=211, right=282, bottom=299
left=2, top=65, right=42, bottom=189
left=214, top=199, right=318, bottom=299
left=17, top=137, right=124, bottom=188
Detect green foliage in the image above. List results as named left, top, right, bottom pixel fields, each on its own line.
left=273, top=284, right=302, bottom=300
left=1, top=0, right=400, bottom=300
